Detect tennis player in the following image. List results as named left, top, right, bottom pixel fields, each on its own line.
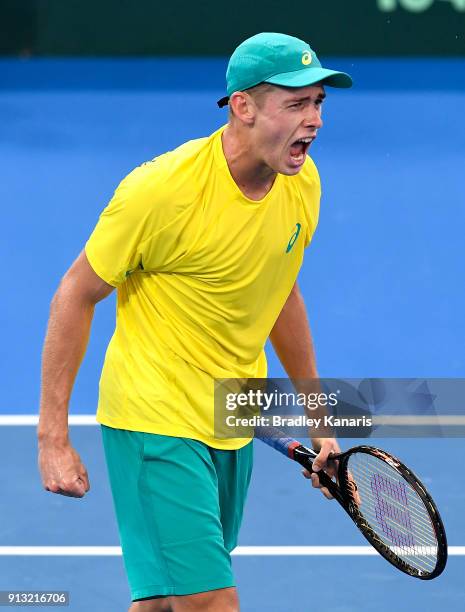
left=38, top=33, right=352, bottom=611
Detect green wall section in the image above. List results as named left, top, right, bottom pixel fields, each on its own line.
left=2, top=0, right=465, bottom=56
left=0, top=0, right=37, bottom=55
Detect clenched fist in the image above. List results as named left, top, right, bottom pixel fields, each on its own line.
left=38, top=441, right=90, bottom=498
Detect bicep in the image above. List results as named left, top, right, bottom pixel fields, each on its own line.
left=282, top=281, right=301, bottom=308
left=270, top=282, right=301, bottom=335
left=59, top=250, right=115, bottom=304
left=288, top=281, right=300, bottom=298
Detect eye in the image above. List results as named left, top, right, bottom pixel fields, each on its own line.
left=289, top=102, right=303, bottom=109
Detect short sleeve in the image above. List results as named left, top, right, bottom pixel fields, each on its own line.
left=85, top=164, right=159, bottom=287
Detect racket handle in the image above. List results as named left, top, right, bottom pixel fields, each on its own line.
left=256, top=425, right=344, bottom=504
left=255, top=426, right=312, bottom=460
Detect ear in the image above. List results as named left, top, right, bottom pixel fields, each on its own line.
left=229, top=92, right=257, bottom=125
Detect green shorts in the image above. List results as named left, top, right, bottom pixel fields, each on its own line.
left=101, top=425, right=253, bottom=601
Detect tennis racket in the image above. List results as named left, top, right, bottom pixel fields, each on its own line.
left=256, top=426, right=447, bottom=580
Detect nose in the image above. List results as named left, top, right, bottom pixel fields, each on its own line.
left=304, top=105, right=323, bottom=130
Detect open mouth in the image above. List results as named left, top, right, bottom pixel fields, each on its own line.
left=289, top=137, right=313, bottom=164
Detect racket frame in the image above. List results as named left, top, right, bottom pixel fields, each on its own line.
left=289, top=443, right=448, bottom=580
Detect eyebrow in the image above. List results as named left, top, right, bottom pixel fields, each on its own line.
left=284, top=92, right=327, bottom=103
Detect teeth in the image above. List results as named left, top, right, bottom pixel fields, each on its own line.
left=297, top=138, right=311, bottom=143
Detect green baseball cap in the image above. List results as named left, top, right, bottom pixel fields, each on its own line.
left=217, top=32, right=352, bottom=108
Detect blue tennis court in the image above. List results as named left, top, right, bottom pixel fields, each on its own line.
left=1, top=57, right=464, bottom=610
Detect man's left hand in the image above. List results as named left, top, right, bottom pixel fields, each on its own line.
left=301, top=437, right=341, bottom=500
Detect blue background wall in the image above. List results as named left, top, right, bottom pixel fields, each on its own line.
left=1, top=57, right=464, bottom=414
left=1, top=49, right=464, bottom=612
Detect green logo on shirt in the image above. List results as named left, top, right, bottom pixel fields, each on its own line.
left=286, top=223, right=301, bottom=253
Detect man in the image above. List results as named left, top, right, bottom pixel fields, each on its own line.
left=38, top=32, right=352, bottom=611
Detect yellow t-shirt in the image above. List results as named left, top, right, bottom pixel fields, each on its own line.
left=85, top=125, right=320, bottom=449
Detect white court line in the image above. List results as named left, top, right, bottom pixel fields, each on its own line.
left=0, top=418, right=462, bottom=558
left=2, top=415, right=465, bottom=426
left=373, top=416, right=465, bottom=426
left=0, top=415, right=97, bottom=426
left=235, top=546, right=465, bottom=556
left=0, top=546, right=464, bottom=556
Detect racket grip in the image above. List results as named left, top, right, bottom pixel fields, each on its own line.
left=256, top=425, right=344, bottom=504
left=255, top=426, right=301, bottom=459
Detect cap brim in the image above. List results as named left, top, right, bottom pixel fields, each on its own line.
left=216, top=67, right=352, bottom=107
left=266, top=67, right=353, bottom=89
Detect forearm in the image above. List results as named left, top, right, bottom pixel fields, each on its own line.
left=38, top=282, right=95, bottom=445
left=270, top=284, right=335, bottom=445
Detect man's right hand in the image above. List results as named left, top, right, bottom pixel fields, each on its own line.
left=38, top=441, right=90, bottom=498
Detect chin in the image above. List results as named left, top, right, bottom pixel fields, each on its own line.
left=278, top=164, right=305, bottom=176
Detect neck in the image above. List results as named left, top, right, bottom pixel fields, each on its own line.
left=221, top=125, right=277, bottom=200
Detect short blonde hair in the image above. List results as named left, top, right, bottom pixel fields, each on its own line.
left=228, top=83, right=278, bottom=120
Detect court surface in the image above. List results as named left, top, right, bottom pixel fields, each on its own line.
left=1, top=57, right=464, bottom=610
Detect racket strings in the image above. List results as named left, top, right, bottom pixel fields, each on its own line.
left=346, top=453, right=438, bottom=574
left=351, top=471, right=435, bottom=536
left=350, top=473, right=436, bottom=572
left=351, top=503, right=436, bottom=573
left=350, top=475, right=437, bottom=570
left=352, top=472, right=436, bottom=558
